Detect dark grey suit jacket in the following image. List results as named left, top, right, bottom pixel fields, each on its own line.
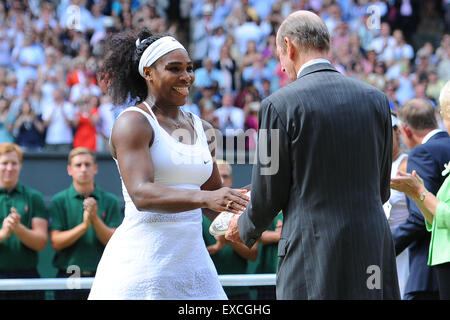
left=238, top=63, right=400, bottom=299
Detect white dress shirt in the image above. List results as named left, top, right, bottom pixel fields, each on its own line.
left=297, top=58, right=332, bottom=79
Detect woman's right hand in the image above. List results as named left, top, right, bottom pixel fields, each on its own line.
left=203, top=187, right=250, bottom=215
left=391, top=170, right=426, bottom=200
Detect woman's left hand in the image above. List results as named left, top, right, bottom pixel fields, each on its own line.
left=391, top=170, right=426, bottom=200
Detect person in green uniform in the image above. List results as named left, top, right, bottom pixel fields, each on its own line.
left=49, top=147, right=122, bottom=300
left=202, top=159, right=257, bottom=299
left=247, top=212, right=283, bottom=300
left=0, top=142, right=48, bottom=299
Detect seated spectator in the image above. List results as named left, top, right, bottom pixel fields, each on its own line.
left=193, top=57, right=224, bottom=94
left=0, top=142, right=48, bottom=300
left=243, top=100, right=260, bottom=150
left=216, top=44, right=237, bottom=93
left=239, top=40, right=263, bottom=74
left=73, top=95, right=100, bottom=152
left=37, top=70, right=61, bottom=110
left=36, top=47, right=65, bottom=91
left=0, top=97, right=13, bottom=143
left=241, top=56, right=272, bottom=96
left=9, top=78, right=41, bottom=120
left=198, top=86, right=218, bottom=118
left=435, top=34, right=450, bottom=62
left=42, top=87, right=75, bottom=152
left=11, top=31, right=45, bottom=93
left=234, top=82, right=260, bottom=109
left=12, top=99, right=44, bottom=152
left=49, top=147, right=122, bottom=300
left=366, top=61, right=387, bottom=92
left=385, top=29, right=414, bottom=70
left=214, top=92, right=245, bottom=137
left=438, top=47, right=450, bottom=82
left=0, top=25, right=12, bottom=68
left=208, top=26, right=227, bottom=64
left=369, top=22, right=396, bottom=60
left=69, top=71, right=102, bottom=104
left=427, top=70, right=446, bottom=103
left=66, top=56, right=96, bottom=88
left=191, top=3, right=215, bottom=67
left=96, top=94, right=116, bottom=152
left=234, top=13, right=264, bottom=56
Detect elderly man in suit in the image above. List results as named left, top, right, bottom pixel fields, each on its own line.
left=225, top=10, right=400, bottom=299
left=392, top=98, right=450, bottom=300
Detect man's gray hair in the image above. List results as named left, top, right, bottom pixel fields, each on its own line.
left=276, top=11, right=330, bottom=54
left=397, top=98, right=438, bottom=130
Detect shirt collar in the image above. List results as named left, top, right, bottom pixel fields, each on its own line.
left=69, top=183, right=99, bottom=200
left=0, top=182, right=23, bottom=194
left=422, top=129, right=444, bottom=144
left=297, top=58, right=332, bottom=79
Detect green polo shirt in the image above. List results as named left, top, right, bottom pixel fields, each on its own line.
left=0, top=183, right=48, bottom=271
left=49, top=184, right=122, bottom=272
left=202, top=215, right=249, bottom=297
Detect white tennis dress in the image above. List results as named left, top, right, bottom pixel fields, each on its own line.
left=88, top=102, right=227, bottom=300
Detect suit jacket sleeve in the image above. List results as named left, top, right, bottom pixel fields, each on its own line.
left=392, top=147, right=435, bottom=254
left=380, top=96, right=393, bottom=204
left=238, top=100, right=291, bottom=248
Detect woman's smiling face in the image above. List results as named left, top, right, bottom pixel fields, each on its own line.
left=146, top=49, right=195, bottom=107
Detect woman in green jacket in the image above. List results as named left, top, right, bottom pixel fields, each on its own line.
left=391, top=80, right=450, bottom=299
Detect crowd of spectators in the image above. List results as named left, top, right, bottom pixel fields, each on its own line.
left=0, top=0, right=448, bottom=153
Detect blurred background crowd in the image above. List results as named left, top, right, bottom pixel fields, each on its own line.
left=0, top=0, right=448, bottom=153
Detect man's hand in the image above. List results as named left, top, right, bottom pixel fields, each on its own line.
left=83, top=197, right=98, bottom=222
left=225, top=214, right=242, bottom=243
left=207, top=235, right=227, bottom=255
left=7, top=208, right=21, bottom=233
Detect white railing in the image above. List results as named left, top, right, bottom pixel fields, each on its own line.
left=0, top=274, right=276, bottom=291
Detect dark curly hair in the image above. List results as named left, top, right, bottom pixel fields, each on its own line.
left=98, top=28, right=165, bottom=106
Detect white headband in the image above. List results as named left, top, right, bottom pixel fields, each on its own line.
left=137, top=36, right=186, bottom=77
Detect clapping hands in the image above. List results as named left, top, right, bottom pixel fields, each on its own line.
left=0, top=208, right=21, bottom=241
